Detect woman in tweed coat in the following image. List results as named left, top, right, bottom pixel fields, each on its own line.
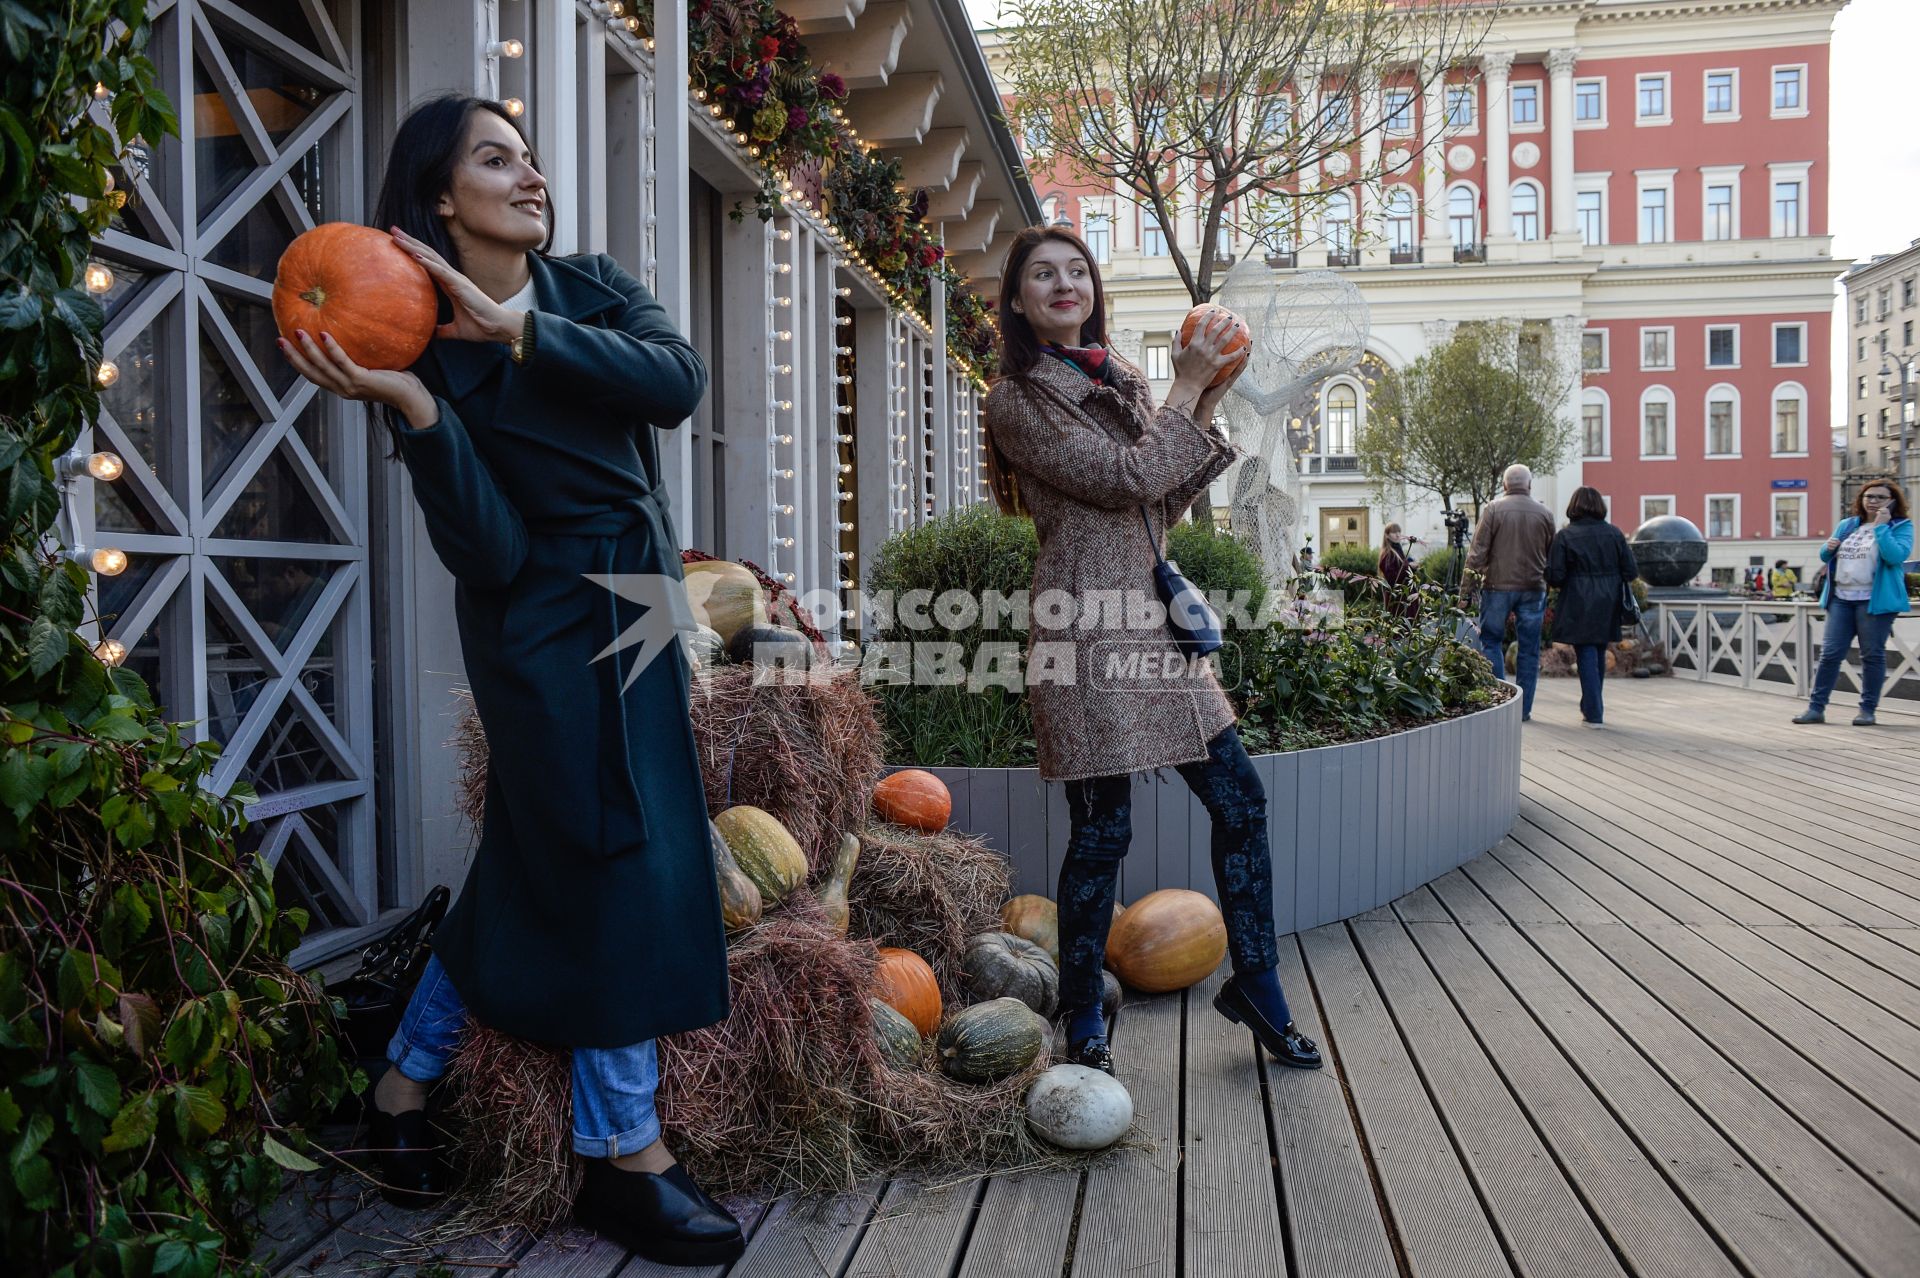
left=981, top=226, right=1321, bottom=1076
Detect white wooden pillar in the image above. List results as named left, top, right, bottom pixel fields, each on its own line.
left=1483, top=50, right=1514, bottom=254
left=652, top=0, right=694, bottom=529
left=1548, top=47, right=1581, bottom=255
left=1421, top=60, right=1449, bottom=255
left=719, top=214, right=775, bottom=568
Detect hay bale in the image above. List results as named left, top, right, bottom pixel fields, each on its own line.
left=848, top=824, right=1010, bottom=1005
left=442, top=1023, right=579, bottom=1233
left=689, top=666, right=885, bottom=873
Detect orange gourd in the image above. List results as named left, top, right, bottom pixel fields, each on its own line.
left=873, top=946, right=942, bottom=1036
left=873, top=769, right=951, bottom=833
left=1178, top=303, right=1250, bottom=387
left=1105, top=889, right=1226, bottom=993
left=273, top=223, right=436, bottom=370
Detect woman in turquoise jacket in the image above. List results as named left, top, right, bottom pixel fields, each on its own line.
left=281, top=96, right=740, bottom=1267
left=1794, top=478, right=1913, bottom=727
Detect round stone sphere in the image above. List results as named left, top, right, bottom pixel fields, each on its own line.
left=1630, top=515, right=1710, bottom=587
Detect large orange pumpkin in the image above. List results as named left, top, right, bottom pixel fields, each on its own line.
left=273, top=223, right=436, bottom=370
left=1106, top=889, right=1226, bottom=993
left=873, top=946, right=942, bottom=1036
left=1178, top=303, right=1250, bottom=388
left=873, top=769, right=951, bottom=833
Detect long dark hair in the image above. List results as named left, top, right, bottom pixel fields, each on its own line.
left=983, top=225, right=1111, bottom=515
left=369, top=96, right=553, bottom=454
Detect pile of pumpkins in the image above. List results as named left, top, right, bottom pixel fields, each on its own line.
left=682, top=558, right=816, bottom=669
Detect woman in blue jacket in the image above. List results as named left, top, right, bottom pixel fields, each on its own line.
left=281, top=96, right=740, bottom=1266
left=1794, top=478, right=1914, bottom=727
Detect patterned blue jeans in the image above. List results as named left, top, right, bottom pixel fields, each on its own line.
left=1056, top=725, right=1280, bottom=1016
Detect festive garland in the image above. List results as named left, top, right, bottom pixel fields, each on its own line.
left=656, top=0, right=997, bottom=378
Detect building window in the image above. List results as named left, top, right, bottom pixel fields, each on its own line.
left=1705, top=182, right=1735, bottom=240
left=1582, top=392, right=1609, bottom=458
left=1879, top=285, right=1892, bottom=318
left=1324, top=383, right=1358, bottom=453
left=1384, top=89, right=1414, bottom=135
left=1511, top=182, right=1541, bottom=241
left=1705, top=70, right=1736, bottom=117
left=1582, top=330, right=1608, bottom=372
left=1574, top=78, right=1604, bottom=124
left=1772, top=65, right=1805, bottom=117
left=1639, top=184, right=1670, bottom=243
left=1511, top=83, right=1539, bottom=126
left=1641, top=391, right=1673, bottom=458
left=1772, top=322, right=1805, bottom=366
left=1707, top=496, right=1737, bottom=539
left=1084, top=211, right=1112, bottom=264
left=1317, top=91, right=1352, bottom=131
left=1142, top=207, right=1167, bottom=257
left=1906, top=319, right=1915, bottom=347
left=1706, top=388, right=1738, bottom=456
left=1707, top=325, right=1738, bottom=368
left=1144, top=344, right=1171, bottom=380
left=1636, top=73, right=1669, bottom=122
left=1772, top=493, right=1804, bottom=538
left=1642, top=496, right=1673, bottom=522
left=1255, top=95, right=1291, bottom=141
left=1445, top=85, right=1476, bottom=129
left=1576, top=189, right=1603, bottom=246
left=1640, top=327, right=1673, bottom=371
left=1447, top=184, right=1477, bottom=249
left=1773, top=384, right=1806, bottom=454
left=1021, top=114, right=1050, bottom=155
left=1141, top=100, right=1169, bottom=146
left=1857, top=414, right=1867, bottom=437
left=1323, top=191, right=1354, bottom=259
left=1771, top=179, right=1803, bottom=237
left=1905, top=277, right=1917, bottom=307
left=1386, top=187, right=1416, bottom=254
left=1856, top=295, right=1868, bottom=324
left=1858, top=374, right=1868, bottom=400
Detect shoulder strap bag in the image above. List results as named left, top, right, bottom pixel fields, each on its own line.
left=1139, top=505, right=1223, bottom=659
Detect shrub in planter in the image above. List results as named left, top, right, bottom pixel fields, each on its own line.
left=1317, top=544, right=1380, bottom=582
left=1165, top=521, right=1267, bottom=622
left=1415, top=548, right=1461, bottom=588
left=1, top=11, right=354, bottom=1273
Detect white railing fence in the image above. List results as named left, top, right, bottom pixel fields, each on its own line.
left=1644, top=598, right=1920, bottom=703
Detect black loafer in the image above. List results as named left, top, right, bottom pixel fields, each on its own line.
left=1065, top=1031, right=1114, bottom=1075
left=1214, top=977, right=1323, bottom=1070
left=365, top=1108, right=447, bottom=1207
left=574, top=1159, right=745, bottom=1267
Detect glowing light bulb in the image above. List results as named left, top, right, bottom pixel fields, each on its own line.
left=94, top=639, right=127, bottom=666
left=93, top=82, right=110, bottom=99
left=84, top=262, right=114, bottom=293
left=88, top=451, right=123, bottom=481
left=90, top=547, right=128, bottom=576
left=95, top=360, right=119, bottom=387
left=504, top=98, right=526, bottom=118
left=489, top=38, right=524, bottom=58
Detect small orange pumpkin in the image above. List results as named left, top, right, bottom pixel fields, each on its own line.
left=873, top=769, right=951, bottom=833
left=1178, top=303, right=1250, bottom=388
left=1106, top=889, right=1226, bottom=993
left=873, top=946, right=942, bottom=1036
left=273, top=223, right=437, bottom=370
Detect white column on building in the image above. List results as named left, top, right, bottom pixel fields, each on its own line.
left=1482, top=50, right=1514, bottom=256
left=1548, top=47, right=1580, bottom=253
left=1547, top=314, right=1587, bottom=510
left=1420, top=59, right=1449, bottom=255
left=655, top=0, right=695, bottom=532
left=1359, top=79, right=1385, bottom=266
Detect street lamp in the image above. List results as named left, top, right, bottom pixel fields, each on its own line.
left=1878, top=349, right=1917, bottom=498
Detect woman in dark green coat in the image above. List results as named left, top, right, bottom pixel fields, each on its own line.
left=281, top=96, right=739, bottom=1267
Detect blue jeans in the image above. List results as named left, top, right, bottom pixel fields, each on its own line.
left=1808, top=596, right=1897, bottom=715
left=1477, top=589, right=1547, bottom=716
left=387, top=955, right=661, bottom=1158
left=1575, top=643, right=1606, bottom=723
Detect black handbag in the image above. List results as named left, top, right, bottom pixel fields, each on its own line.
left=330, top=885, right=451, bottom=1068
left=1620, top=579, right=1642, bottom=627
left=1139, top=505, right=1223, bottom=659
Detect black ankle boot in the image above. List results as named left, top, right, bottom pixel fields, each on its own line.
left=573, top=1159, right=745, bottom=1267
left=365, top=1108, right=447, bottom=1207
left=1214, top=976, right=1322, bottom=1069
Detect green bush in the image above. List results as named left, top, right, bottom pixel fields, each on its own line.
left=1167, top=520, right=1268, bottom=621
left=1, top=7, right=355, bottom=1275
left=1415, top=548, right=1462, bottom=587
left=1316, top=544, right=1380, bottom=579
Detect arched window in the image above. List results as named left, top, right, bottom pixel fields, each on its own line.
left=1324, top=191, right=1354, bottom=260
left=1324, top=382, right=1359, bottom=453
left=1581, top=388, right=1610, bottom=459
left=1511, top=181, right=1542, bottom=241
left=1704, top=383, right=1740, bottom=456
left=1385, top=187, right=1416, bottom=255
left=1639, top=385, right=1676, bottom=459
left=1448, top=184, right=1478, bottom=249
left=1772, top=382, right=1808, bottom=454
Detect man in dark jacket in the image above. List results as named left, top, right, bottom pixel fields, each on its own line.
left=1460, top=464, right=1556, bottom=720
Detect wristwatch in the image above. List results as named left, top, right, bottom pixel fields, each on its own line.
left=508, top=309, right=535, bottom=365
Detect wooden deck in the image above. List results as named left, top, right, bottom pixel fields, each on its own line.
left=261, top=678, right=1920, bottom=1278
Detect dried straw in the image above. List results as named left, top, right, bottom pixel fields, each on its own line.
left=688, top=666, right=885, bottom=872
left=441, top=1023, right=580, bottom=1233
left=847, top=823, right=1010, bottom=1004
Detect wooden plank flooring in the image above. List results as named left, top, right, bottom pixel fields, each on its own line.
left=271, top=679, right=1920, bottom=1278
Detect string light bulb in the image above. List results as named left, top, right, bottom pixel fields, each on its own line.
left=87, top=451, right=123, bottom=481
left=94, top=639, right=127, bottom=666
left=95, top=360, right=119, bottom=387
left=90, top=547, right=128, bottom=576
left=92, top=82, right=110, bottom=99
left=488, top=38, right=525, bottom=58
left=504, top=97, right=526, bottom=117
left=84, top=262, right=114, bottom=293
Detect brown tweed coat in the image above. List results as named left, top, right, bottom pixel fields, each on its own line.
left=984, top=355, right=1243, bottom=782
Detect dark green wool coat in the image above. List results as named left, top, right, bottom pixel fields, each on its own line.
left=395, top=251, right=728, bottom=1049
